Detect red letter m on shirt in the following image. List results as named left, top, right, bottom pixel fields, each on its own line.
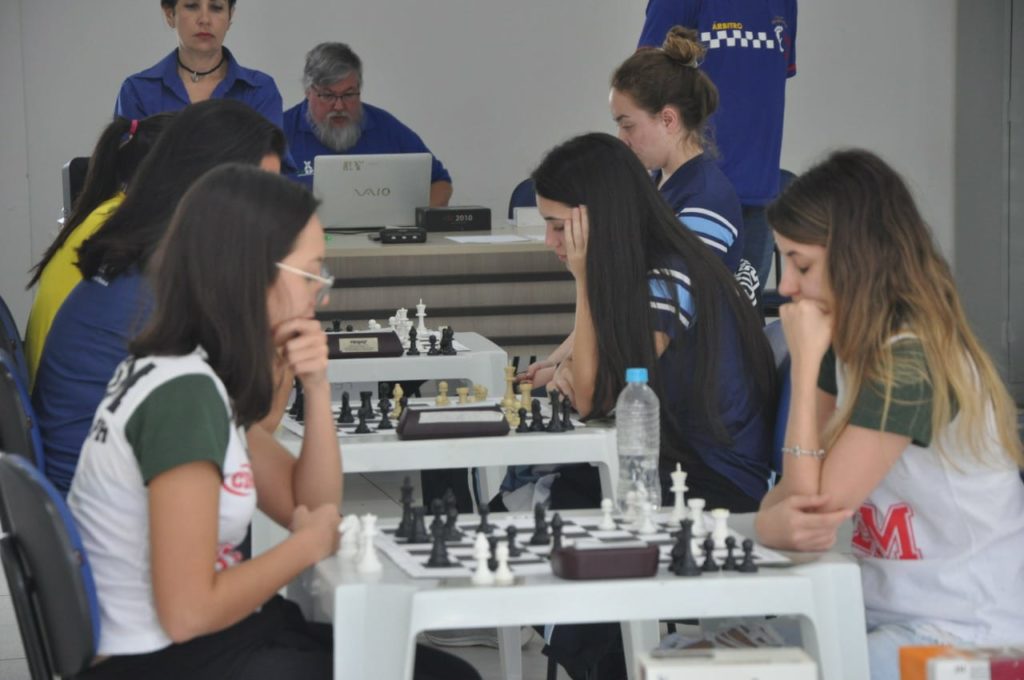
left=852, top=503, right=923, bottom=560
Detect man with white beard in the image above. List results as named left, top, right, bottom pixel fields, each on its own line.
left=283, top=42, right=453, bottom=206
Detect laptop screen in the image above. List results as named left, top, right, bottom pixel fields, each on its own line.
left=312, top=153, right=431, bottom=231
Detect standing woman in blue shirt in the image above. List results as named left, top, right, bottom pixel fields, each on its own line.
left=115, top=1, right=285, bottom=133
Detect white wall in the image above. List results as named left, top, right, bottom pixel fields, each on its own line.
left=1, top=0, right=957, bottom=330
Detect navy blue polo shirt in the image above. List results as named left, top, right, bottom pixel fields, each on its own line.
left=639, top=0, right=797, bottom=206
left=654, top=153, right=744, bottom=272
left=282, top=100, right=451, bottom=189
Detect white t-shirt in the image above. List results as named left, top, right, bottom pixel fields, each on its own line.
left=69, top=349, right=256, bottom=655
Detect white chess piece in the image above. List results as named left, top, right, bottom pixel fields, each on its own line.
left=624, top=490, right=638, bottom=522
left=416, top=299, right=428, bottom=335
left=669, top=463, right=689, bottom=524
left=356, top=514, right=382, bottom=574
left=368, top=319, right=381, bottom=330
left=687, top=498, right=707, bottom=537
left=388, top=316, right=397, bottom=331
left=598, top=498, right=617, bottom=531
left=493, top=542, right=514, bottom=585
left=633, top=485, right=650, bottom=530
left=711, top=508, right=730, bottom=549
left=338, top=515, right=360, bottom=561
left=470, top=533, right=495, bottom=586
left=638, top=502, right=658, bottom=535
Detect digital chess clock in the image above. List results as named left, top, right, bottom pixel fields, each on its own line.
left=415, top=205, right=491, bottom=232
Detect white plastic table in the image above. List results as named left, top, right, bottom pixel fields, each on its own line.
left=287, top=513, right=869, bottom=680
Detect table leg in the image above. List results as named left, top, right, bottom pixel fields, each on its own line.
left=331, top=583, right=419, bottom=680
left=621, top=620, right=660, bottom=680
left=498, top=626, right=524, bottom=680
left=799, top=561, right=869, bottom=680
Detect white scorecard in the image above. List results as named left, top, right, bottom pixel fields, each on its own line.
left=313, top=152, right=431, bottom=230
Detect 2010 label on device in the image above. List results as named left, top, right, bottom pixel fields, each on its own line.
left=338, top=337, right=379, bottom=353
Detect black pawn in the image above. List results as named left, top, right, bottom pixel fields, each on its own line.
left=431, top=498, right=445, bottom=526
left=515, top=407, right=531, bottom=433
left=529, top=398, right=545, bottom=432
left=475, top=508, right=496, bottom=534
left=337, top=391, right=354, bottom=424
left=561, top=399, right=575, bottom=430
left=722, top=536, right=738, bottom=571
left=506, top=525, right=523, bottom=557
left=545, top=392, right=564, bottom=433
left=407, top=327, right=420, bottom=356
left=376, top=399, right=393, bottom=430
left=551, top=513, right=564, bottom=550
left=289, top=379, right=304, bottom=419
left=487, top=536, right=499, bottom=571
left=529, top=502, right=550, bottom=545
left=441, top=327, right=457, bottom=355
left=700, top=537, right=719, bottom=572
left=670, top=519, right=701, bottom=577
left=427, top=335, right=440, bottom=355
left=354, top=405, right=371, bottom=434
left=331, top=319, right=341, bottom=332
left=395, top=478, right=415, bottom=539
left=346, top=324, right=354, bottom=332
left=359, top=391, right=374, bottom=417
left=409, top=506, right=431, bottom=543
left=737, top=538, right=759, bottom=573
left=426, top=523, right=453, bottom=567
left=444, top=505, right=464, bottom=541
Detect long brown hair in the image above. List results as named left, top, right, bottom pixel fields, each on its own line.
left=768, top=149, right=1023, bottom=468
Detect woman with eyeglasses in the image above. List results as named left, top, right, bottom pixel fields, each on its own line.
left=115, top=1, right=284, bottom=132
left=33, top=99, right=285, bottom=495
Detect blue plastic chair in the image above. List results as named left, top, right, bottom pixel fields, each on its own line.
left=0, top=452, right=100, bottom=678
left=0, top=349, right=44, bottom=470
left=507, top=178, right=536, bottom=220
left=0, top=294, right=28, bottom=390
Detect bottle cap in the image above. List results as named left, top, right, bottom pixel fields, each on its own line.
left=625, top=367, right=648, bottom=383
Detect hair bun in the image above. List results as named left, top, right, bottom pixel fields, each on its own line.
left=662, top=25, right=705, bottom=66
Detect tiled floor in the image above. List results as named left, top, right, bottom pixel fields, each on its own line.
left=0, top=471, right=566, bottom=680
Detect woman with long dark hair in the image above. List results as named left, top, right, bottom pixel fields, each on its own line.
left=33, top=98, right=285, bottom=494
left=536, top=132, right=776, bottom=513
left=755, top=150, right=1024, bottom=679
left=24, top=112, right=173, bottom=386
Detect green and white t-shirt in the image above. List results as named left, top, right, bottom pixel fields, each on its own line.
left=820, top=336, right=1024, bottom=644
left=68, top=348, right=256, bottom=656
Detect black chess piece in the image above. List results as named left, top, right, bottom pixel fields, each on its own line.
left=395, top=478, right=415, bottom=539
left=529, top=398, right=545, bottom=432
left=737, top=538, right=759, bottom=573
left=722, top=536, right=738, bottom=571
left=354, top=405, right=371, bottom=434
left=443, top=505, right=464, bottom=542
left=551, top=513, right=564, bottom=550
left=331, top=319, right=341, bottom=332
left=441, top=327, right=457, bottom=355
left=426, top=523, right=453, bottom=567
left=431, top=498, right=445, bottom=525
left=288, top=378, right=304, bottom=419
left=407, top=327, right=420, bottom=356
left=337, top=391, right=355, bottom=424
left=561, top=399, right=575, bottom=430
left=409, top=506, right=431, bottom=543
left=487, top=536, right=499, bottom=571
left=475, top=507, right=495, bottom=534
left=345, top=324, right=354, bottom=332
left=359, top=391, right=374, bottom=416
left=545, top=392, right=564, bottom=433
left=670, top=519, right=702, bottom=577
left=376, top=398, right=393, bottom=430
left=505, top=525, right=523, bottom=557
left=515, top=407, right=530, bottom=433
left=700, top=537, right=720, bottom=572
left=427, top=335, right=440, bottom=356
left=529, top=502, right=550, bottom=545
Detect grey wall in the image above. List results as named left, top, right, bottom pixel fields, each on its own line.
left=2, top=0, right=959, bottom=335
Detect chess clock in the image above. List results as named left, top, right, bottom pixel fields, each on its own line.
left=415, top=205, right=491, bottom=232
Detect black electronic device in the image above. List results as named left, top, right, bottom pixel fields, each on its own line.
left=415, top=205, right=491, bottom=232
left=377, top=227, right=427, bottom=244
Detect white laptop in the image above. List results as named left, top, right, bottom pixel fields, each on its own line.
left=312, top=152, right=431, bottom=231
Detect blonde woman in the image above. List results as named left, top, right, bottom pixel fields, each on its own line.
left=755, top=149, right=1024, bottom=679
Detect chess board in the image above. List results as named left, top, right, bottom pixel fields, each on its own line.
left=373, top=511, right=790, bottom=580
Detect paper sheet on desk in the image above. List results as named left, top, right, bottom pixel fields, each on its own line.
left=445, top=234, right=531, bottom=244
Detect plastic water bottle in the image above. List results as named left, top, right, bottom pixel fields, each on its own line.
left=615, top=367, right=661, bottom=514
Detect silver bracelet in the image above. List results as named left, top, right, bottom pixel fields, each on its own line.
left=781, top=445, right=826, bottom=459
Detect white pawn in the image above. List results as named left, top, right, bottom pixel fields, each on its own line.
left=687, top=498, right=707, bottom=537
left=356, top=514, right=382, bottom=574
left=711, top=508, right=731, bottom=549
left=471, top=532, right=495, bottom=586
left=339, top=515, right=360, bottom=561
left=637, top=502, right=658, bottom=535
left=493, top=542, right=514, bottom=585
left=368, top=319, right=381, bottom=330
left=598, top=498, right=617, bottom=531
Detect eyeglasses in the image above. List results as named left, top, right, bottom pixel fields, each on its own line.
left=275, top=262, right=335, bottom=306
left=312, top=87, right=361, bottom=105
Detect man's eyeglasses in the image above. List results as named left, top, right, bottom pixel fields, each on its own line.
left=275, top=262, right=335, bottom=306
left=312, top=87, right=361, bottom=105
